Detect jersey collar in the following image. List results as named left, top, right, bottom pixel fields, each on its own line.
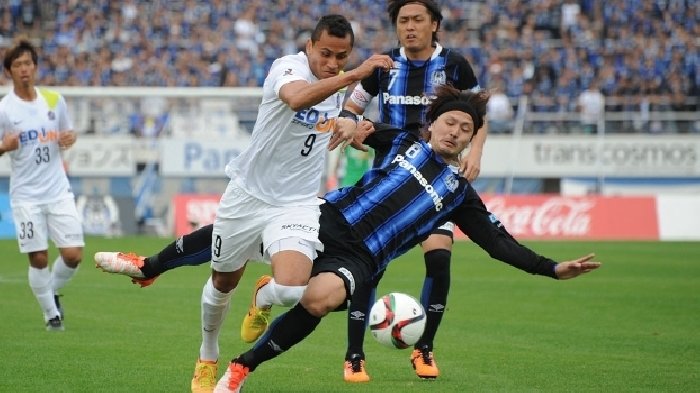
left=399, top=43, right=443, bottom=62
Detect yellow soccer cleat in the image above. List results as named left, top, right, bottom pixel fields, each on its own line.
left=240, top=275, right=272, bottom=343
left=191, top=359, right=218, bottom=393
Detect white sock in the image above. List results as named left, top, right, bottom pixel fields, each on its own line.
left=51, top=256, right=77, bottom=294
left=256, top=279, right=305, bottom=308
left=29, top=266, right=60, bottom=321
left=199, top=277, right=233, bottom=362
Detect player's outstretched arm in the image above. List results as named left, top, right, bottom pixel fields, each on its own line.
left=554, top=253, right=601, bottom=280
left=280, top=55, right=393, bottom=112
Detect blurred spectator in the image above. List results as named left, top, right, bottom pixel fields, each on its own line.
left=0, top=0, right=695, bottom=135
left=577, top=79, right=605, bottom=134
left=486, top=80, right=514, bottom=133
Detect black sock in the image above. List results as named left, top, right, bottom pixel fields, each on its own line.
left=238, top=303, right=321, bottom=371
left=415, top=249, right=451, bottom=351
left=345, top=284, right=375, bottom=360
left=140, top=224, right=214, bottom=278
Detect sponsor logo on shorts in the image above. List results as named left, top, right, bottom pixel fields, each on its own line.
left=64, top=233, right=82, bottom=240
left=338, top=267, right=355, bottom=295
left=280, top=223, right=318, bottom=233
left=429, top=304, right=445, bottom=313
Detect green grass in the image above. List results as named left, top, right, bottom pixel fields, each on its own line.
left=1, top=237, right=698, bottom=392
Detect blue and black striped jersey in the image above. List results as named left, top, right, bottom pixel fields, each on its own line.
left=361, top=45, right=478, bottom=135
left=324, top=125, right=557, bottom=278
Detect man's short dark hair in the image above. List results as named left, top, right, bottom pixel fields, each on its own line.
left=311, top=14, right=355, bottom=47
left=3, top=39, right=38, bottom=72
left=387, top=0, right=443, bottom=43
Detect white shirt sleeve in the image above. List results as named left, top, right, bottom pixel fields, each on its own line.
left=57, top=94, right=74, bottom=131
left=0, top=106, right=9, bottom=138
left=271, top=56, right=308, bottom=97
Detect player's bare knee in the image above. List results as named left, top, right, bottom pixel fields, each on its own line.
left=60, top=248, right=83, bottom=267
left=300, top=298, right=332, bottom=317
left=28, top=251, right=49, bottom=268
left=212, top=270, right=242, bottom=293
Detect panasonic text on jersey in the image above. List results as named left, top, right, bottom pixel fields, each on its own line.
left=392, top=152, right=444, bottom=211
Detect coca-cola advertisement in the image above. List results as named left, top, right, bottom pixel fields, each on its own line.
left=455, top=195, right=659, bottom=240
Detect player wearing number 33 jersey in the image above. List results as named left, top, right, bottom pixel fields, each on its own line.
left=0, top=40, right=83, bottom=332
left=0, top=86, right=74, bottom=204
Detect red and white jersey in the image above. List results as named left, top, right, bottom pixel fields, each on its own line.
left=225, top=52, right=343, bottom=206
left=0, top=88, right=74, bottom=204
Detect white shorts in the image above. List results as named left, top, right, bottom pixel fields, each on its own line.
left=211, top=181, right=322, bottom=273
left=12, top=197, right=85, bottom=253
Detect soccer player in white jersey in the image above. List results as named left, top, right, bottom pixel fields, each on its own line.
left=180, top=15, right=391, bottom=392
left=0, top=40, right=83, bottom=332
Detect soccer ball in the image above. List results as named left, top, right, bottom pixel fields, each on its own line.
left=369, top=292, right=426, bottom=349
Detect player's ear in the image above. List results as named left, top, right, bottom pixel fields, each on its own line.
left=305, top=39, right=313, bottom=54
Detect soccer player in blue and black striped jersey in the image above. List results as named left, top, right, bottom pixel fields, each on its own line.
left=214, top=85, right=601, bottom=392
left=343, top=0, right=485, bottom=381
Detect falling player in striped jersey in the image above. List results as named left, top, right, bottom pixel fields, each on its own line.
left=212, top=85, right=601, bottom=393
left=0, top=39, right=83, bottom=332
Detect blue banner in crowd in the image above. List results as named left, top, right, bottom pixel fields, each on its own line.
left=0, top=193, right=15, bottom=239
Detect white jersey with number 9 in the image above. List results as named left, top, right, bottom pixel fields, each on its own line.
left=225, top=52, right=342, bottom=207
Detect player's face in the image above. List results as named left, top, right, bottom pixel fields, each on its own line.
left=8, top=51, right=36, bottom=88
left=306, top=30, right=353, bottom=80
left=396, top=3, right=437, bottom=54
left=429, top=110, right=474, bottom=160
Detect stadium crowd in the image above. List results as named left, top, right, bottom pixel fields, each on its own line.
left=0, top=0, right=697, bottom=132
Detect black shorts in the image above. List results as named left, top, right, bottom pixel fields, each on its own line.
left=429, top=221, right=455, bottom=239
left=314, top=204, right=377, bottom=309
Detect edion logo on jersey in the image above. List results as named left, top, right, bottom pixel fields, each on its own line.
left=382, top=93, right=433, bottom=106
left=292, top=107, right=340, bottom=132
left=18, top=128, right=59, bottom=145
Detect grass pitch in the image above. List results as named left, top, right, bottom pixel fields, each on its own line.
left=0, top=237, right=698, bottom=392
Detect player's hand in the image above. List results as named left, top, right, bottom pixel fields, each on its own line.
left=349, top=120, right=374, bottom=152
left=328, top=117, right=357, bottom=151
left=350, top=54, right=394, bottom=80
left=1, top=132, right=20, bottom=152
left=459, top=147, right=482, bottom=182
left=58, top=131, right=77, bottom=150
left=554, top=253, right=601, bottom=280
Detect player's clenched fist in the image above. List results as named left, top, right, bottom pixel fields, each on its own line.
left=0, top=132, right=20, bottom=153
left=347, top=54, right=394, bottom=80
